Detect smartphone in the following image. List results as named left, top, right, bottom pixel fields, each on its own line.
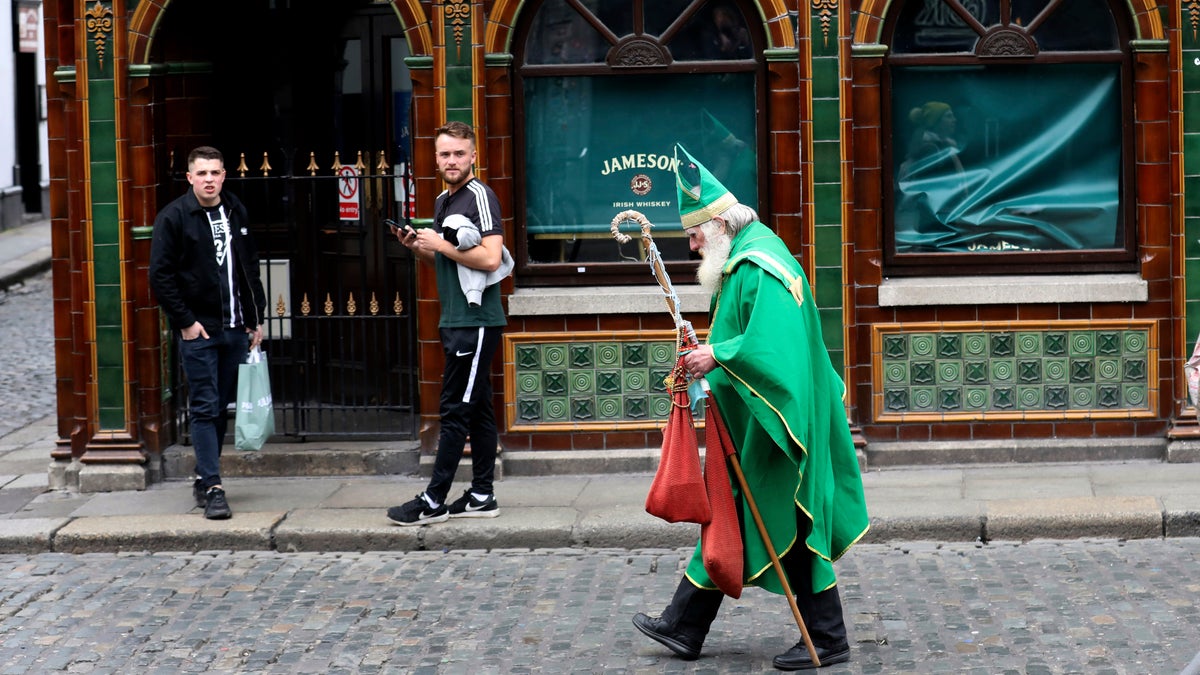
left=383, top=218, right=414, bottom=236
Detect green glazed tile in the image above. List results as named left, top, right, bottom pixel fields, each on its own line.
left=543, top=371, right=567, bottom=395
left=543, top=397, right=569, bottom=421
left=570, top=370, right=594, bottom=393
left=1122, top=384, right=1148, bottom=407
left=910, top=387, right=936, bottom=410
left=1069, top=385, right=1095, bottom=407
left=935, top=360, right=961, bottom=384
left=991, top=387, right=1015, bottom=410
left=1014, top=332, right=1040, bottom=355
left=623, top=369, right=649, bottom=392
left=1016, top=386, right=1041, bottom=409
left=990, top=359, right=1014, bottom=382
left=542, top=344, right=567, bottom=368
left=517, top=398, right=541, bottom=422
left=597, top=396, right=623, bottom=419
left=1043, top=358, right=1068, bottom=382
left=1068, top=332, right=1095, bottom=357
left=1044, top=385, right=1068, bottom=409
left=938, top=387, right=961, bottom=410
left=1095, top=357, right=1121, bottom=382
left=963, top=387, right=988, bottom=409
left=516, top=372, right=540, bottom=394
left=570, top=397, right=595, bottom=420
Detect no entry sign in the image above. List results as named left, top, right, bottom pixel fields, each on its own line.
left=338, top=166, right=360, bottom=221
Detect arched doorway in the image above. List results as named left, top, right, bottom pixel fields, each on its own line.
left=152, top=0, right=419, bottom=439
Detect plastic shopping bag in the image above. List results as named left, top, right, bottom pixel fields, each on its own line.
left=235, top=346, right=274, bottom=451
left=1187, top=332, right=1200, bottom=408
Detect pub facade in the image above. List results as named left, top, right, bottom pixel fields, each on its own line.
left=42, top=0, right=1198, bottom=490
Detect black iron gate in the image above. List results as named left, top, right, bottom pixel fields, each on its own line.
left=175, top=157, right=420, bottom=441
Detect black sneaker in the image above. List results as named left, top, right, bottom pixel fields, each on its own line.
left=193, top=481, right=208, bottom=508
left=387, top=493, right=449, bottom=526
left=447, top=490, right=499, bottom=518
left=203, top=487, right=232, bottom=520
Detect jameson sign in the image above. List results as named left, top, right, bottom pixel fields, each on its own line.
left=596, top=151, right=681, bottom=227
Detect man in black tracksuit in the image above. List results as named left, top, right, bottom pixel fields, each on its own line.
left=149, top=146, right=266, bottom=520
left=386, top=121, right=507, bottom=525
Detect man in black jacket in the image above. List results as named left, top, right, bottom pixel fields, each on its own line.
left=149, top=146, right=266, bottom=519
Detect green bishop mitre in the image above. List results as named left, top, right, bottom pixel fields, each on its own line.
left=674, top=143, right=740, bottom=229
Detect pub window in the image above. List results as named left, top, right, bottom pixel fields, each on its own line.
left=514, top=0, right=763, bottom=285
left=883, top=0, right=1135, bottom=276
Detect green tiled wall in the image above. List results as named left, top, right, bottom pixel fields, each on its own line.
left=808, top=5, right=846, bottom=375
left=511, top=338, right=678, bottom=427
left=877, top=327, right=1153, bottom=417
left=444, top=3, right=472, bottom=126
left=86, top=2, right=127, bottom=430
left=1185, top=11, right=1200, bottom=365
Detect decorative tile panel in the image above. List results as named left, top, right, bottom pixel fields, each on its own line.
left=505, top=331, right=689, bottom=431
left=872, top=321, right=1158, bottom=421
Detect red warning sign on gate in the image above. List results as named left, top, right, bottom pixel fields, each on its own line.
left=338, top=166, right=360, bottom=221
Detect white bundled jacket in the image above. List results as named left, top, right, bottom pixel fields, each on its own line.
left=443, top=213, right=515, bottom=307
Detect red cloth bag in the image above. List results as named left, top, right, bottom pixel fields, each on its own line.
left=644, top=362, right=712, bottom=524
left=700, top=396, right=745, bottom=598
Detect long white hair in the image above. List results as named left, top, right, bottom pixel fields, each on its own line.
left=716, top=202, right=759, bottom=236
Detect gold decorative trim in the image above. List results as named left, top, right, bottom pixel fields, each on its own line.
left=1190, top=0, right=1200, bottom=41
left=445, top=0, right=470, bottom=58
left=813, top=0, right=837, bottom=47
left=86, top=1, right=114, bottom=71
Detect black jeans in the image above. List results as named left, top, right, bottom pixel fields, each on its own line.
left=426, top=325, right=503, bottom=503
left=179, top=328, right=249, bottom=489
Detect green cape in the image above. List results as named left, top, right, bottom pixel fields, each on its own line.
left=685, top=221, right=869, bottom=595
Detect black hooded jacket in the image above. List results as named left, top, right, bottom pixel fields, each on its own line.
left=148, top=188, right=266, bottom=334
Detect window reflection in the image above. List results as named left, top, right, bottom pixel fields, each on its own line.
left=669, top=1, right=753, bottom=61
left=525, top=0, right=607, bottom=65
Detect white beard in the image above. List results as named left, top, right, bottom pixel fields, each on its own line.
left=696, top=230, right=732, bottom=293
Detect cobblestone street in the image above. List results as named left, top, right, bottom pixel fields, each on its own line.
left=0, top=539, right=1196, bottom=673
left=0, top=270, right=55, bottom=440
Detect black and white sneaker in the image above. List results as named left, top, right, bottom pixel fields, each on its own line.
left=203, top=487, right=232, bottom=520
left=447, top=490, right=499, bottom=519
left=387, top=493, right=449, bottom=526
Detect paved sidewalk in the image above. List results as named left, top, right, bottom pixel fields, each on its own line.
left=0, top=218, right=51, bottom=290
left=2, top=414, right=1200, bottom=554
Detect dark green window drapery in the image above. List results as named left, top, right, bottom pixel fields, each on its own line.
left=891, top=63, right=1121, bottom=254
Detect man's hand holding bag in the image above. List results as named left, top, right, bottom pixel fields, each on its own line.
left=235, top=345, right=274, bottom=451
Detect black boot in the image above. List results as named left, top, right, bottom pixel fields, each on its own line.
left=776, top=541, right=851, bottom=670
left=632, top=577, right=724, bottom=660
left=772, top=641, right=851, bottom=670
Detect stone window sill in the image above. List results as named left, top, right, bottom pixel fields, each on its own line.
left=878, top=274, right=1147, bottom=306
left=508, top=285, right=710, bottom=316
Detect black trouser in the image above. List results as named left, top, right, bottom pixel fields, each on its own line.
left=666, top=532, right=847, bottom=648
left=426, top=325, right=503, bottom=504
left=780, top=543, right=848, bottom=649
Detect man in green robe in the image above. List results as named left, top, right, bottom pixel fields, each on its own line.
left=633, top=145, right=869, bottom=670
